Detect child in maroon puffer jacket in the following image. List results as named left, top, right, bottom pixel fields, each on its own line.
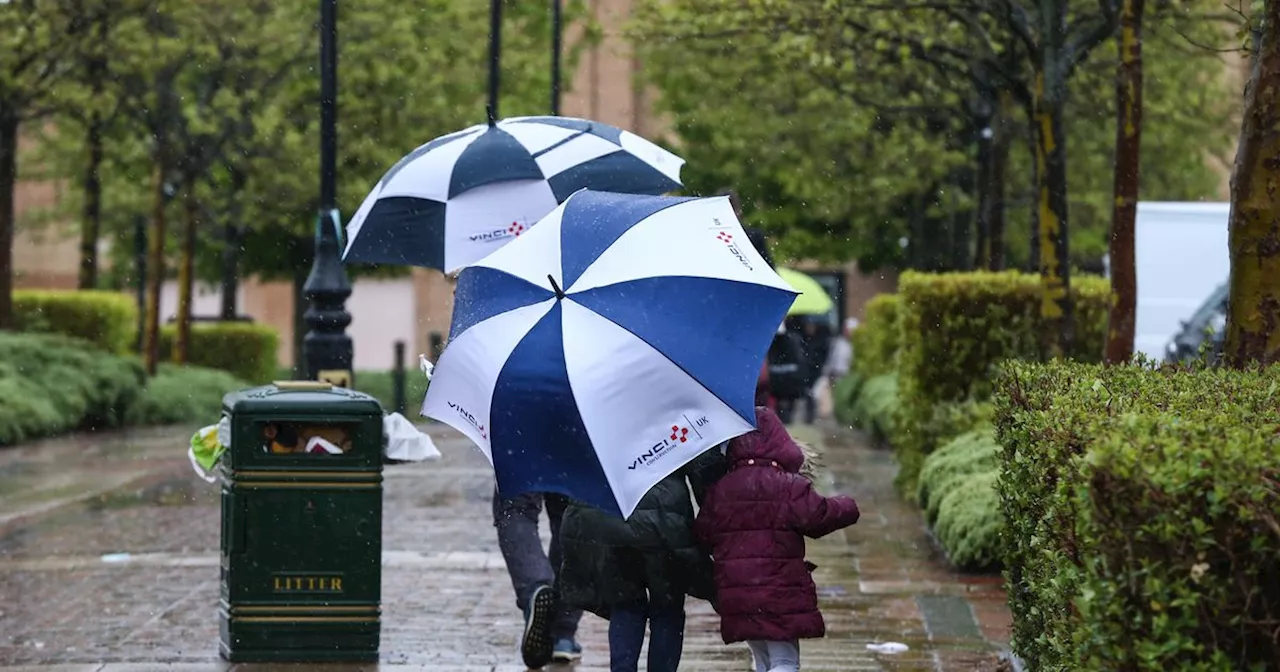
left=693, top=406, right=859, bottom=672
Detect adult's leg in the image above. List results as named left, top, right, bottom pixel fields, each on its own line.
left=607, top=605, right=648, bottom=672
left=803, top=391, right=817, bottom=424
left=492, top=489, right=556, bottom=668
left=492, top=489, right=554, bottom=610
left=746, top=640, right=771, bottom=672
left=763, top=640, right=800, bottom=672
left=543, top=492, right=583, bottom=641
left=645, top=603, right=687, bottom=672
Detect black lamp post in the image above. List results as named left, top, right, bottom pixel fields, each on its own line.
left=302, top=0, right=353, bottom=387
left=551, top=0, right=561, bottom=115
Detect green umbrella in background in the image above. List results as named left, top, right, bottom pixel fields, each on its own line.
left=777, top=267, right=835, bottom=316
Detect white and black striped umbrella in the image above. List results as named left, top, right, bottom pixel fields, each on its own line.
left=341, top=116, right=685, bottom=273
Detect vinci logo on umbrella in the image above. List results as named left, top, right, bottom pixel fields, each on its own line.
left=627, top=415, right=708, bottom=471
left=469, top=219, right=528, bottom=244
left=714, top=228, right=754, bottom=271
left=446, top=401, right=487, bottom=439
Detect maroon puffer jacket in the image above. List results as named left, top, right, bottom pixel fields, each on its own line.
left=694, top=407, right=860, bottom=644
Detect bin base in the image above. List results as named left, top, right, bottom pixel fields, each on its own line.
left=219, top=612, right=380, bottom=663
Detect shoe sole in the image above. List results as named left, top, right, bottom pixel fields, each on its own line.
left=521, top=586, right=556, bottom=668
left=551, top=650, right=582, bottom=662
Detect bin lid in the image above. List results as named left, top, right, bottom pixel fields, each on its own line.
left=222, top=381, right=384, bottom=418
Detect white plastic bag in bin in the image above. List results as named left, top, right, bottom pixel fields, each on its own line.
left=383, top=412, right=441, bottom=462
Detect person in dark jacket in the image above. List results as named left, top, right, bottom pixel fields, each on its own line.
left=694, top=407, right=860, bottom=671
left=558, top=448, right=726, bottom=672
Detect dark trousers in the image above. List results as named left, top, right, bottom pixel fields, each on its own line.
left=492, top=490, right=582, bottom=640
left=608, top=603, right=686, bottom=672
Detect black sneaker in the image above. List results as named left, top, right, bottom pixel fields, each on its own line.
left=521, top=584, right=556, bottom=668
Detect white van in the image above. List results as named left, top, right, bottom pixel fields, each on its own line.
left=1126, top=202, right=1231, bottom=360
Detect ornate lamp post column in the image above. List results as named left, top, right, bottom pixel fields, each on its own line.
left=302, top=0, right=353, bottom=387
left=551, top=0, right=562, bottom=115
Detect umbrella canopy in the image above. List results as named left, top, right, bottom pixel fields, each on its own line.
left=341, top=116, right=685, bottom=273
left=422, top=190, right=797, bottom=517
left=776, top=267, right=835, bottom=316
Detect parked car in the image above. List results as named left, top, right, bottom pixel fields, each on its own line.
left=1163, top=282, right=1228, bottom=364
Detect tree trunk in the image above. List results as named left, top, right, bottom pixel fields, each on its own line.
left=988, top=92, right=1012, bottom=271
left=974, top=111, right=994, bottom=270
left=142, top=159, right=169, bottom=376
left=175, top=179, right=198, bottom=364
left=220, top=223, right=240, bottom=319
left=1025, top=122, right=1041, bottom=273
left=0, top=114, right=16, bottom=331
left=1225, top=0, right=1280, bottom=367
left=1033, top=67, right=1075, bottom=358
left=1104, top=0, right=1145, bottom=365
left=220, top=169, right=246, bottom=320
left=77, top=120, right=104, bottom=290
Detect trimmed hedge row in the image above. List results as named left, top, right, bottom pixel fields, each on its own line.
left=894, top=271, right=1109, bottom=489
left=158, top=322, right=279, bottom=384
left=13, top=290, right=138, bottom=354
left=850, top=293, right=900, bottom=378
left=0, top=332, right=249, bottom=445
left=995, top=361, right=1280, bottom=670
left=916, top=428, right=1001, bottom=571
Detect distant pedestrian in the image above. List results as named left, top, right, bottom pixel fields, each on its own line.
left=768, top=325, right=810, bottom=424
left=695, top=407, right=861, bottom=672
left=794, top=316, right=830, bottom=424
left=492, top=491, right=583, bottom=668
left=558, top=449, right=726, bottom=672
left=824, top=318, right=856, bottom=386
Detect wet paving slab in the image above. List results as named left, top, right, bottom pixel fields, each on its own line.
left=0, top=423, right=1009, bottom=671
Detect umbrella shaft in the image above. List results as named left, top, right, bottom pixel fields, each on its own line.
left=488, top=0, right=502, bottom=119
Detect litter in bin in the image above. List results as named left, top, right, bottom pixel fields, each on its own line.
left=188, top=411, right=439, bottom=481
left=262, top=422, right=353, bottom=455
left=189, top=417, right=231, bottom=483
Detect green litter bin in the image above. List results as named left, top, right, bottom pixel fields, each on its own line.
left=217, top=381, right=385, bottom=662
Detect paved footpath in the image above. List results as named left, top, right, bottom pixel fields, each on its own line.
left=0, top=422, right=1010, bottom=671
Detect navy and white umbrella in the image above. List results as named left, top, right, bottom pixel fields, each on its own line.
left=422, top=190, right=797, bottom=517
left=341, top=116, right=685, bottom=273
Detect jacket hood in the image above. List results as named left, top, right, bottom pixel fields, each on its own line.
left=726, top=406, right=805, bottom=473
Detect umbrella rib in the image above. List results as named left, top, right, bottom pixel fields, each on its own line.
left=530, top=127, right=593, bottom=159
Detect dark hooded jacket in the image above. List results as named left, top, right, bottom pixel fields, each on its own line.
left=694, top=407, right=860, bottom=643
left=558, top=448, right=726, bottom=619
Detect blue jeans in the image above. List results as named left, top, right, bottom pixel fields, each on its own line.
left=492, top=490, right=582, bottom=640
left=608, top=603, right=686, bottom=672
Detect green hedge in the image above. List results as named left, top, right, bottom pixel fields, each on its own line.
left=847, top=373, right=900, bottom=444
left=354, top=369, right=430, bottom=414
left=995, top=361, right=1280, bottom=670
left=159, top=322, right=279, bottom=384
left=917, top=428, right=1001, bottom=571
left=850, top=293, right=900, bottom=378
left=128, top=364, right=248, bottom=426
left=0, top=332, right=249, bottom=445
left=894, top=271, right=1108, bottom=490
left=831, top=370, right=864, bottom=427
left=0, top=332, right=145, bottom=444
left=13, top=290, right=137, bottom=354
